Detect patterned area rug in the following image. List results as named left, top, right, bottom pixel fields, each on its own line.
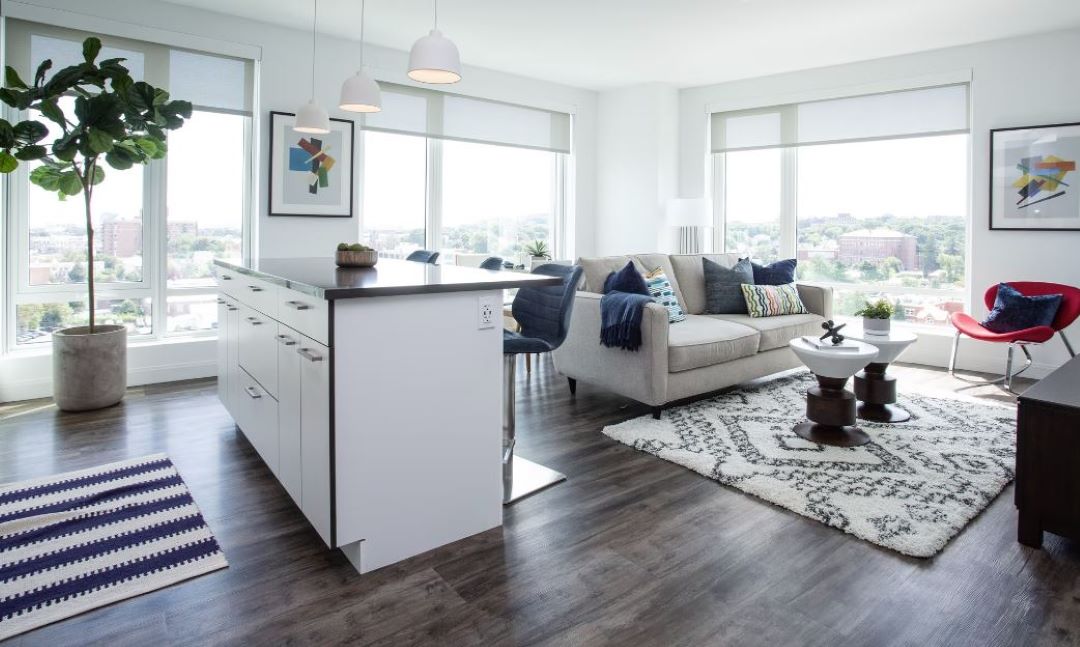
left=0, top=454, right=227, bottom=639
left=603, top=372, right=1016, bottom=558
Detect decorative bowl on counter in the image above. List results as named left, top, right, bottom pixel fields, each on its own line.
left=335, top=249, right=378, bottom=268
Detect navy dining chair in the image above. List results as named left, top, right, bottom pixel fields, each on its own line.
left=479, top=256, right=504, bottom=271
left=405, top=249, right=440, bottom=264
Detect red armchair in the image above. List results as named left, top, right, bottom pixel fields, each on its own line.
left=949, top=282, right=1080, bottom=392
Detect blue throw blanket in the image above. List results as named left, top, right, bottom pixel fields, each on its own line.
left=601, top=290, right=653, bottom=351
left=600, top=261, right=653, bottom=351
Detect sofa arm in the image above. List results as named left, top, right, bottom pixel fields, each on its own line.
left=552, top=292, right=670, bottom=406
left=797, top=283, right=834, bottom=319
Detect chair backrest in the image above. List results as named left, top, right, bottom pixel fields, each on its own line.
left=406, top=249, right=440, bottom=264
left=983, top=281, right=1080, bottom=331
left=512, top=264, right=584, bottom=351
left=479, top=256, right=504, bottom=271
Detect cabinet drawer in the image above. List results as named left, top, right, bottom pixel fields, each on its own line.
left=237, top=304, right=278, bottom=398
left=215, top=266, right=241, bottom=298
left=237, top=275, right=279, bottom=318
left=235, top=367, right=280, bottom=475
left=277, top=290, right=329, bottom=346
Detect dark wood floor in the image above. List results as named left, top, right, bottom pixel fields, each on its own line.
left=1, top=360, right=1077, bottom=646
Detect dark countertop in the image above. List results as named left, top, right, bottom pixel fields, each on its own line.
left=1018, top=354, right=1080, bottom=410
left=214, top=257, right=563, bottom=300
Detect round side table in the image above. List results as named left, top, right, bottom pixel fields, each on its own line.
left=846, top=328, right=918, bottom=423
left=788, top=338, right=879, bottom=447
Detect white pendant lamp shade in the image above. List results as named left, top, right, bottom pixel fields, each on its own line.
left=408, top=29, right=461, bottom=84
left=340, top=70, right=382, bottom=112
left=295, top=0, right=331, bottom=134
left=295, top=99, right=331, bottom=133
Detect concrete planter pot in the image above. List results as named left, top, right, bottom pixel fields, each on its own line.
left=863, top=317, right=891, bottom=336
left=52, top=325, right=127, bottom=412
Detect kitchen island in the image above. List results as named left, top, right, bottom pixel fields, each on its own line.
left=214, top=257, right=560, bottom=573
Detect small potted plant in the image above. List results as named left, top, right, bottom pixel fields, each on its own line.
left=336, top=242, right=378, bottom=267
left=854, top=299, right=896, bottom=336
left=524, top=240, right=550, bottom=261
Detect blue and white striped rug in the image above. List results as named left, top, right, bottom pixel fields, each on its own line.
left=0, top=454, right=228, bottom=639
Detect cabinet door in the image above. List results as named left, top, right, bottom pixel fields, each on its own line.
left=216, top=296, right=230, bottom=409
left=298, top=335, right=332, bottom=547
left=277, top=325, right=303, bottom=507
left=236, top=368, right=279, bottom=473
left=226, top=302, right=240, bottom=418
left=238, top=304, right=278, bottom=397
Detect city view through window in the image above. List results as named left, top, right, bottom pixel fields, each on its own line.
left=723, top=134, right=967, bottom=327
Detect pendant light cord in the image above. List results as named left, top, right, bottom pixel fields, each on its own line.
left=310, top=0, right=318, bottom=99
left=433, top=0, right=438, bottom=30
left=359, top=0, right=366, bottom=68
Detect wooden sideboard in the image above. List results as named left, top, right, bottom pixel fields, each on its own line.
left=1016, top=354, right=1080, bottom=548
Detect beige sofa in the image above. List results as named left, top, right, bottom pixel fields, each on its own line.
left=552, top=253, right=833, bottom=415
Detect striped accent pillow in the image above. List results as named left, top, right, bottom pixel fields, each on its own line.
left=643, top=267, right=686, bottom=323
left=740, top=283, right=809, bottom=318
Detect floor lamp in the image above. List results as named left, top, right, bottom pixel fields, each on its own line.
left=666, top=198, right=712, bottom=254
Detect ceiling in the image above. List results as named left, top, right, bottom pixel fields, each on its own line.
left=164, top=0, right=1080, bottom=90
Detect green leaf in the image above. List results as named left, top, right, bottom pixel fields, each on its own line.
left=0, top=151, right=17, bottom=173
left=92, top=164, right=106, bottom=185
left=59, top=171, right=83, bottom=196
left=13, top=120, right=48, bottom=144
left=87, top=128, right=114, bottom=154
left=34, top=59, right=52, bottom=87
left=0, top=88, right=17, bottom=108
left=30, top=164, right=63, bottom=191
left=133, top=137, right=159, bottom=156
left=82, top=37, right=102, bottom=64
left=0, top=120, right=14, bottom=149
left=38, top=98, right=66, bottom=130
left=4, top=66, right=28, bottom=90
left=105, top=149, right=134, bottom=170
left=14, top=145, right=47, bottom=161
left=53, top=134, right=79, bottom=162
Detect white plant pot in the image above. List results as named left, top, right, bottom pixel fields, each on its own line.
left=863, top=317, right=891, bottom=336
left=52, top=324, right=127, bottom=411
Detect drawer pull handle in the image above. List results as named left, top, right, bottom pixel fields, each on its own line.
left=227, top=306, right=238, bottom=311
left=246, top=317, right=263, bottom=326
left=298, top=348, right=324, bottom=362
left=248, top=285, right=264, bottom=292
left=285, top=300, right=312, bottom=311
left=277, top=334, right=296, bottom=346
left=244, top=386, right=262, bottom=399
left=220, top=275, right=233, bottom=281
left=217, top=298, right=226, bottom=304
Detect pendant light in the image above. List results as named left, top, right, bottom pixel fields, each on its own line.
left=295, top=0, right=331, bottom=134
left=339, top=0, right=382, bottom=112
left=408, top=0, right=461, bottom=84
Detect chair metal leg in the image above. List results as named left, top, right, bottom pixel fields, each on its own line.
left=1005, top=344, right=1034, bottom=395
left=503, top=353, right=565, bottom=505
left=948, top=330, right=960, bottom=375
left=1005, top=344, right=1015, bottom=393
left=1062, top=331, right=1076, bottom=358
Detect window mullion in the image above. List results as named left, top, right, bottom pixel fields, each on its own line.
left=426, top=138, right=443, bottom=253
left=780, top=147, right=797, bottom=259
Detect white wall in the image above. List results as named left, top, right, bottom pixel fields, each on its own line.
left=678, top=28, right=1080, bottom=377
left=0, top=0, right=599, bottom=402
left=595, top=84, right=679, bottom=256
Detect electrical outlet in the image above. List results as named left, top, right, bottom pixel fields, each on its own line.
left=478, top=295, right=499, bottom=330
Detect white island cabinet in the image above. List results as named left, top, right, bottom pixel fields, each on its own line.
left=214, top=257, right=560, bottom=573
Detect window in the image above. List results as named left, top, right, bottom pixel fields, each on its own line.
left=712, top=83, right=969, bottom=328
left=4, top=20, right=253, bottom=348
left=359, top=83, right=571, bottom=265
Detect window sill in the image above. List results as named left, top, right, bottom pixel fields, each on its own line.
left=4, top=334, right=217, bottom=358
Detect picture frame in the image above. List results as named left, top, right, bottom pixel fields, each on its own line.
left=268, top=110, right=355, bottom=218
left=990, top=121, right=1080, bottom=231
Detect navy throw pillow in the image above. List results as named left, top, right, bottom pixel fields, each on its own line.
left=603, top=261, right=649, bottom=296
left=703, top=257, right=754, bottom=314
left=981, top=282, right=1062, bottom=333
left=742, top=258, right=797, bottom=285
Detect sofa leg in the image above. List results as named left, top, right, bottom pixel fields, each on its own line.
left=567, top=377, right=577, bottom=395
left=652, top=407, right=663, bottom=420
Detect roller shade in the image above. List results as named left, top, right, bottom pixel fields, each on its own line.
left=711, top=83, right=969, bottom=153
left=10, top=19, right=254, bottom=115
left=362, top=83, right=572, bottom=154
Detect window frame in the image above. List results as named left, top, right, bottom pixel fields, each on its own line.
left=2, top=24, right=255, bottom=352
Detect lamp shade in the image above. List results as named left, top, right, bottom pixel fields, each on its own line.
left=408, top=29, right=461, bottom=84
left=294, top=99, right=331, bottom=134
left=665, top=198, right=712, bottom=227
left=339, top=70, right=382, bottom=113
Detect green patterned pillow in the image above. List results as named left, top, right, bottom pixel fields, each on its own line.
left=644, top=267, right=686, bottom=323
left=741, top=283, right=809, bottom=318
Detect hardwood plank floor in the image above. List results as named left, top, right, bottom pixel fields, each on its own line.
left=1, top=360, right=1077, bottom=646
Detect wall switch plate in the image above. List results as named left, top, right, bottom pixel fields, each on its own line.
left=478, top=295, right=499, bottom=330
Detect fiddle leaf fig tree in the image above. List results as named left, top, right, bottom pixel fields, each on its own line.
left=0, top=37, right=192, bottom=332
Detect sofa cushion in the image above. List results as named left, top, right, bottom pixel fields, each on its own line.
left=634, top=253, right=688, bottom=314
left=708, top=313, right=824, bottom=352
left=669, top=253, right=741, bottom=314
left=667, top=315, right=760, bottom=373
left=704, top=257, right=754, bottom=314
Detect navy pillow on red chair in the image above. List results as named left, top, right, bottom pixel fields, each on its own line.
left=741, top=258, right=797, bottom=285
left=981, top=282, right=1063, bottom=333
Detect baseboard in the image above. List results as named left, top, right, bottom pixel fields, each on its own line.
left=0, top=359, right=216, bottom=403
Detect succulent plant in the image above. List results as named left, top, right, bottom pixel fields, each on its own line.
left=524, top=240, right=550, bottom=259
left=853, top=299, right=896, bottom=320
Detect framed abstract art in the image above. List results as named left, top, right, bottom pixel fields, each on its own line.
left=991, top=122, right=1080, bottom=231
left=269, top=111, right=355, bottom=217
